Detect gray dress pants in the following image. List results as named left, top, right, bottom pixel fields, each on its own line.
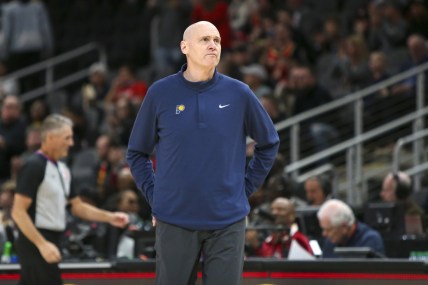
left=155, top=218, right=246, bottom=285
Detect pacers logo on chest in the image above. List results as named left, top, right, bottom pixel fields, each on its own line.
left=176, top=104, right=186, bottom=114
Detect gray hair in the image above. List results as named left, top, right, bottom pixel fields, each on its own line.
left=392, top=171, right=411, bottom=189
left=317, top=199, right=355, bottom=227
left=40, top=114, right=73, bottom=141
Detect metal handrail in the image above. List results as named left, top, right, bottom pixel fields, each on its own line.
left=19, top=69, right=90, bottom=102
left=295, top=163, right=333, bottom=183
left=285, top=107, right=428, bottom=173
left=247, top=60, right=428, bottom=193
left=3, top=42, right=107, bottom=103
left=3, top=42, right=106, bottom=81
left=273, top=61, right=428, bottom=132
left=393, top=128, right=428, bottom=175
left=406, top=161, right=428, bottom=177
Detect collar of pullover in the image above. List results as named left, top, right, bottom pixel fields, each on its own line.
left=179, top=64, right=219, bottom=91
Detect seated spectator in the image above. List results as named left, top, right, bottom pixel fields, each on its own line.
left=304, top=175, right=332, bottom=206
left=10, top=126, right=41, bottom=181
left=26, top=99, right=49, bottom=129
left=320, top=35, right=370, bottom=99
left=116, top=189, right=142, bottom=219
left=105, top=189, right=145, bottom=259
left=352, top=8, right=370, bottom=44
left=287, top=66, right=339, bottom=159
left=93, top=134, right=112, bottom=201
left=83, top=62, right=110, bottom=103
left=264, top=174, right=305, bottom=208
left=339, top=35, right=371, bottom=94
left=313, top=16, right=342, bottom=56
left=105, top=64, right=148, bottom=108
left=241, top=64, right=272, bottom=98
left=391, top=34, right=428, bottom=97
left=260, top=95, right=286, bottom=124
left=79, top=62, right=110, bottom=145
left=117, top=167, right=137, bottom=192
left=0, top=95, right=27, bottom=183
left=363, top=51, right=392, bottom=130
left=246, top=197, right=313, bottom=258
left=275, top=8, right=317, bottom=64
left=284, top=0, right=322, bottom=46
left=380, top=172, right=424, bottom=235
left=97, top=138, right=128, bottom=208
left=317, top=199, right=385, bottom=258
left=61, top=104, right=87, bottom=153
left=368, top=0, right=409, bottom=51
left=102, top=97, right=136, bottom=146
left=262, top=23, right=310, bottom=68
left=191, top=0, right=232, bottom=50
left=406, top=0, right=428, bottom=39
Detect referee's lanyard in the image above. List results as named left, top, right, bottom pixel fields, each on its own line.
left=55, top=165, right=69, bottom=200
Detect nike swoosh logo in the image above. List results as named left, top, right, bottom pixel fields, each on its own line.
left=219, top=104, right=230, bottom=109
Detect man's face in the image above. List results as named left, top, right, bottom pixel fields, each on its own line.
left=305, top=180, right=326, bottom=206
left=48, top=125, right=74, bottom=160
left=117, top=67, right=133, bottom=84
left=96, top=136, right=110, bottom=160
left=271, top=201, right=293, bottom=226
left=181, top=22, right=221, bottom=70
left=408, top=36, right=428, bottom=63
left=289, top=68, right=314, bottom=90
left=108, top=146, right=124, bottom=165
left=0, top=191, right=13, bottom=208
left=90, top=72, right=106, bottom=86
left=369, top=53, right=386, bottom=73
left=1, top=97, right=21, bottom=123
left=26, top=130, right=41, bottom=150
left=118, top=190, right=139, bottom=213
left=380, top=176, right=396, bottom=202
left=319, top=216, right=348, bottom=245
left=260, top=97, right=277, bottom=119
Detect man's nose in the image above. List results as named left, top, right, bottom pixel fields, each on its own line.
left=208, top=40, right=217, bottom=48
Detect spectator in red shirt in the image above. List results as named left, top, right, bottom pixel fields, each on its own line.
left=191, top=0, right=232, bottom=50
left=105, top=65, right=148, bottom=109
left=246, top=197, right=313, bottom=258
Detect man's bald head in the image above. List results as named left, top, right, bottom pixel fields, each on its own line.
left=183, top=21, right=218, bottom=41
left=271, top=197, right=295, bottom=226
left=272, top=197, right=293, bottom=210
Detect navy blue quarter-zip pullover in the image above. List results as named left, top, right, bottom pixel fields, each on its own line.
left=127, top=65, right=279, bottom=230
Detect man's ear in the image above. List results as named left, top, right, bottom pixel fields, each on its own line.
left=180, top=40, right=188, bottom=55
left=45, top=132, right=53, bottom=143
left=45, top=131, right=57, bottom=145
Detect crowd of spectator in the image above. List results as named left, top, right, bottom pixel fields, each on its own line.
left=0, top=0, right=428, bottom=261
